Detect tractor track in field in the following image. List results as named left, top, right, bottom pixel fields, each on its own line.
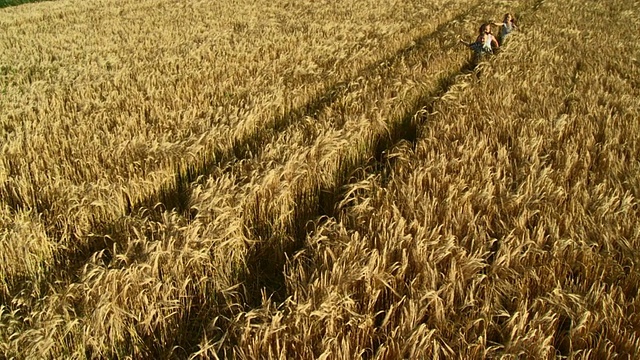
left=31, top=0, right=486, bottom=296
left=0, top=1, right=484, bottom=354
left=3, top=0, right=545, bottom=357
left=186, top=1, right=540, bottom=357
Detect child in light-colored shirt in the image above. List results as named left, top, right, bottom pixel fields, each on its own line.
left=493, top=13, right=517, bottom=45
left=460, top=23, right=499, bottom=55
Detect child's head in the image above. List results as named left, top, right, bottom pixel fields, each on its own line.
left=479, top=23, right=491, bottom=35
left=503, top=13, right=514, bottom=23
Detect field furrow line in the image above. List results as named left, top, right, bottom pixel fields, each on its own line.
left=1, top=0, right=572, bottom=357
left=185, top=0, right=542, bottom=356
left=24, top=2, right=488, bottom=297
left=1, top=0, right=492, bottom=357
left=0, top=0, right=484, bottom=305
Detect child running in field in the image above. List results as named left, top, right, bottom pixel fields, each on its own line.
left=459, top=23, right=499, bottom=64
left=493, top=13, right=517, bottom=45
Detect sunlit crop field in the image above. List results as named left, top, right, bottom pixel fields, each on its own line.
left=1, top=0, right=639, bottom=358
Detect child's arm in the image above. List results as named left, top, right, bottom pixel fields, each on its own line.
left=491, top=35, right=500, bottom=49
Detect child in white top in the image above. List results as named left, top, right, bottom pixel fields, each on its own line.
left=460, top=23, right=499, bottom=55
left=493, top=13, right=517, bottom=45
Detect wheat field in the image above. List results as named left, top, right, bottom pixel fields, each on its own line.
left=1, top=0, right=639, bottom=358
